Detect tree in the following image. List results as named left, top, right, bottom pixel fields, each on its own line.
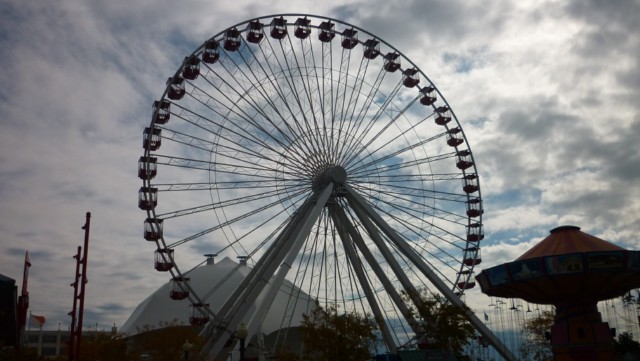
left=299, top=302, right=379, bottom=361
left=403, top=291, right=475, bottom=358
left=75, top=332, right=136, bottom=361
left=519, top=310, right=554, bottom=361
left=130, top=322, right=206, bottom=361
left=613, top=332, right=640, bottom=361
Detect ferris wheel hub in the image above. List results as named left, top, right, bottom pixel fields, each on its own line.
left=325, top=165, right=347, bottom=185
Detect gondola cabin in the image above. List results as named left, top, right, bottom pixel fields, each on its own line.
left=341, top=28, right=358, bottom=49
left=363, top=39, right=380, bottom=59
left=202, top=40, right=220, bottom=64
left=152, top=100, right=170, bottom=124
left=402, top=68, right=420, bottom=88
left=138, top=187, right=158, bottom=210
left=318, top=21, right=335, bottom=42
left=190, top=303, right=210, bottom=325
left=383, top=52, right=401, bottom=72
left=170, top=277, right=190, bottom=300
left=182, top=55, right=200, bottom=80
left=166, top=76, right=185, bottom=100
left=419, top=86, right=436, bottom=105
left=270, top=17, right=287, bottom=39
left=447, top=127, right=464, bottom=147
left=223, top=28, right=241, bottom=51
left=142, top=127, right=161, bottom=151
left=246, top=20, right=265, bottom=43
left=138, top=156, right=157, bottom=180
left=294, top=17, right=311, bottom=39
left=154, top=248, right=174, bottom=272
left=144, top=218, right=163, bottom=241
left=456, top=149, right=473, bottom=170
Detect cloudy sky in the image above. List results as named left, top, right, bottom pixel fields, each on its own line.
left=1, top=0, right=639, bottom=333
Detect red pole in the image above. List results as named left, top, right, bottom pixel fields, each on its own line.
left=75, top=212, right=91, bottom=360
left=68, top=246, right=81, bottom=361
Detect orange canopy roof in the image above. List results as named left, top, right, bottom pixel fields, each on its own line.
left=516, top=225, right=624, bottom=261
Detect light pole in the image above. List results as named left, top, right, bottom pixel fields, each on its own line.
left=236, top=323, right=248, bottom=361
left=183, top=339, right=193, bottom=361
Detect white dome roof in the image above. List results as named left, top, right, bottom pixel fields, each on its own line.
left=121, top=257, right=316, bottom=336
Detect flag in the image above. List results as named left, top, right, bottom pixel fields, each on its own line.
left=31, top=314, right=46, bottom=327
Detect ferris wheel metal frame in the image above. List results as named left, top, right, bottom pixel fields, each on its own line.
left=138, top=13, right=516, bottom=361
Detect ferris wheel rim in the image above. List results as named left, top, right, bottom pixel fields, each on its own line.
left=138, top=12, right=486, bottom=353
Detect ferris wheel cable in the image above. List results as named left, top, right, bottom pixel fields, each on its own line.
left=345, top=195, right=462, bottom=290
left=371, top=182, right=467, bottom=203
left=153, top=159, right=307, bottom=187
left=195, top=65, right=304, bottom=159
left=151, top=179, right=307, bottom=192
left=187, top=76, right=305, bottom=164
left=153, top=153, right=307, bottom=181
left=340, top=93, right=422, bottom=168
left=319, top=42, right=336, bottom=164
left=343, top=63, right=388, bottom=152
left=341, top=79, right=405, bottom=166
left=356, top=202, right=464, bottom=273
left=164, top=187, right=309, bottom=248
left=352, top=172, right=464, bottom=184
left=154, top=194, right=277, bottom=220
left=167, top=99, right=312, bottom=176
left=346, top=128, right=447, bottom=176
left=333, top=55, right=357, bottom=162
left=236, top=37, right=327, bottom=162
left=351, top=182, right=468, bottom=225
left=270, top=38, right=328, bottom=155
left=350, top=148, right=457, bottom=176
left=335, top=52, right=372, bottom=160
left=284, top=36, right=324, bottom=143
left=157, top=122, right=305, bottom=174
left=363, top=186, right=470, bottom=227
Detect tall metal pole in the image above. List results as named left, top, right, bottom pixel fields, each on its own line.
left=75, top=212, right=91, bottom=360
left=68, top=246, right=81, bottom=361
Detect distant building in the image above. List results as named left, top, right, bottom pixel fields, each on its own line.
left=0, top=274, right=19, bottom=348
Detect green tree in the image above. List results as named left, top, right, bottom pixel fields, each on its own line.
left=519, top=310, right=554, bottom=361
left=300, top=303, right=379, bottom=361
left=403, top=291, right=475, bottom=358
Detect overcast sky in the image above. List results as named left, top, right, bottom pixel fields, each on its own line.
left=1, top=0, right=639, bottom=332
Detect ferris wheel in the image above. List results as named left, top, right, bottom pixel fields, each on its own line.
left=138, top=14, right=514, bottom=361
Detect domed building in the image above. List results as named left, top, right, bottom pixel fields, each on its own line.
left=122, top=256, right=316, bottom=358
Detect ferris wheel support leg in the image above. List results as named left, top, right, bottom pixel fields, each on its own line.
left=201, top=184, right=335, bottom=360
left=328, top=203, right=397, bottom=352
left=343, top=185, right=518, bottom=361
left=346, top=196, right=427, bottom=331
left=245, top=184, right=337, bottom=347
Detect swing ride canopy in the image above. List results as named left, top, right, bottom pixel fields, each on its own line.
left=476, top=225, right=640, bottom=306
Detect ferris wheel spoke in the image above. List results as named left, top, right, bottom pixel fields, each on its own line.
left=235, top=36, right=323, bottom=161
left=155, top=186, right=301, bottom=220
left=159, top=114, right=293, bottom=170
left=343, top=95, right=423, bottom=167
left=190, top=70, right=299, bottom=155
left=364, top=187, right=469, bottom=228
left=153, top=154, right=304, bottom=181
left=153, top=179, right=306, bottom=192
left=341, top=80, right=405, bottom=165
left=348, top=148, right=455, bottom=180
left=166, top=187, right=309, bottom=248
